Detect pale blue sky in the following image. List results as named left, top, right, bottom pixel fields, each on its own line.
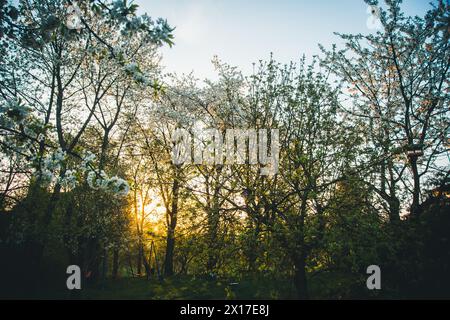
left=138, top=0, right=432, bottom=79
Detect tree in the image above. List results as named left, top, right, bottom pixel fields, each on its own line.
left=320, top=0, right=449, bottom=217
left=0, top=0, right=173, bottom=289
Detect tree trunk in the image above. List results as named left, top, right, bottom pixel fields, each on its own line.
left=164, top=169, right=180, bottom=277
left=388, top=197, right=400, bottom=222
left=101, top=248, right=108, bottom=286
left=206, top=208, right=220, bottom=272
left=137, top=240, right=143, bottom=276
left=164, top=233, right=175, bottom=276
left=141, top=246, right=152, bottom=280
left=112, top=248, right=119, bottom=279
left=409, top=156, right=421, bottom=215
left=294, top=190, right=309, bottom=299
left=294, top=252, right=309, bottom=299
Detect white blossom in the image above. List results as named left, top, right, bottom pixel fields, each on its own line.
left=86, top=170, right=129, bottom=196
left=59, top=169, right=77, bottom=190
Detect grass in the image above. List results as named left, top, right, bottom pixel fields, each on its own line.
left=6, top=272, right=383, bottom=299
left=78, top=275, right=299, bottom=300
left=13, top=274, right=298, bottom=299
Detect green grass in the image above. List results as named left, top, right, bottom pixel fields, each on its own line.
left=80, top=275, right=299, bottom=300
left=10, top=272, right=382, bottom=299
left=19, top=275, right=298, bottom=299
left=84, top=276, right=226, bottom=299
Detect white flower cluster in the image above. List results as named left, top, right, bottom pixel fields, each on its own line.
left=1, top=99, right=130, bottom=196
left=124, top=62, right=149, bottom=85
left=151, top=17, right=173, bottom=42
left=80, top=151, right=96, bottom=171
left=1, top=98, right=50, bottom=161
left=66, top=3, right=83, bottom=31
left=0, top=98, right=30, bottom=126
left=86, top=170, right=130, bottom=196
left=59, top=169, right=77, bottom=190
left=366, top=5, right=382, bottom=30
left=37, top=148, right=67, bottom=185
left=81, top=151, right=130, bottom=196
left=109, top=1, right=173, bottom=46
left=154, top=105, right=194, bottom=127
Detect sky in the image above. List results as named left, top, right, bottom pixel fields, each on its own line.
left=137, top=0, right=432, bottom=80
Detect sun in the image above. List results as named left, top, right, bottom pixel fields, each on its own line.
left=142, top=197, right=166, bottom=224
